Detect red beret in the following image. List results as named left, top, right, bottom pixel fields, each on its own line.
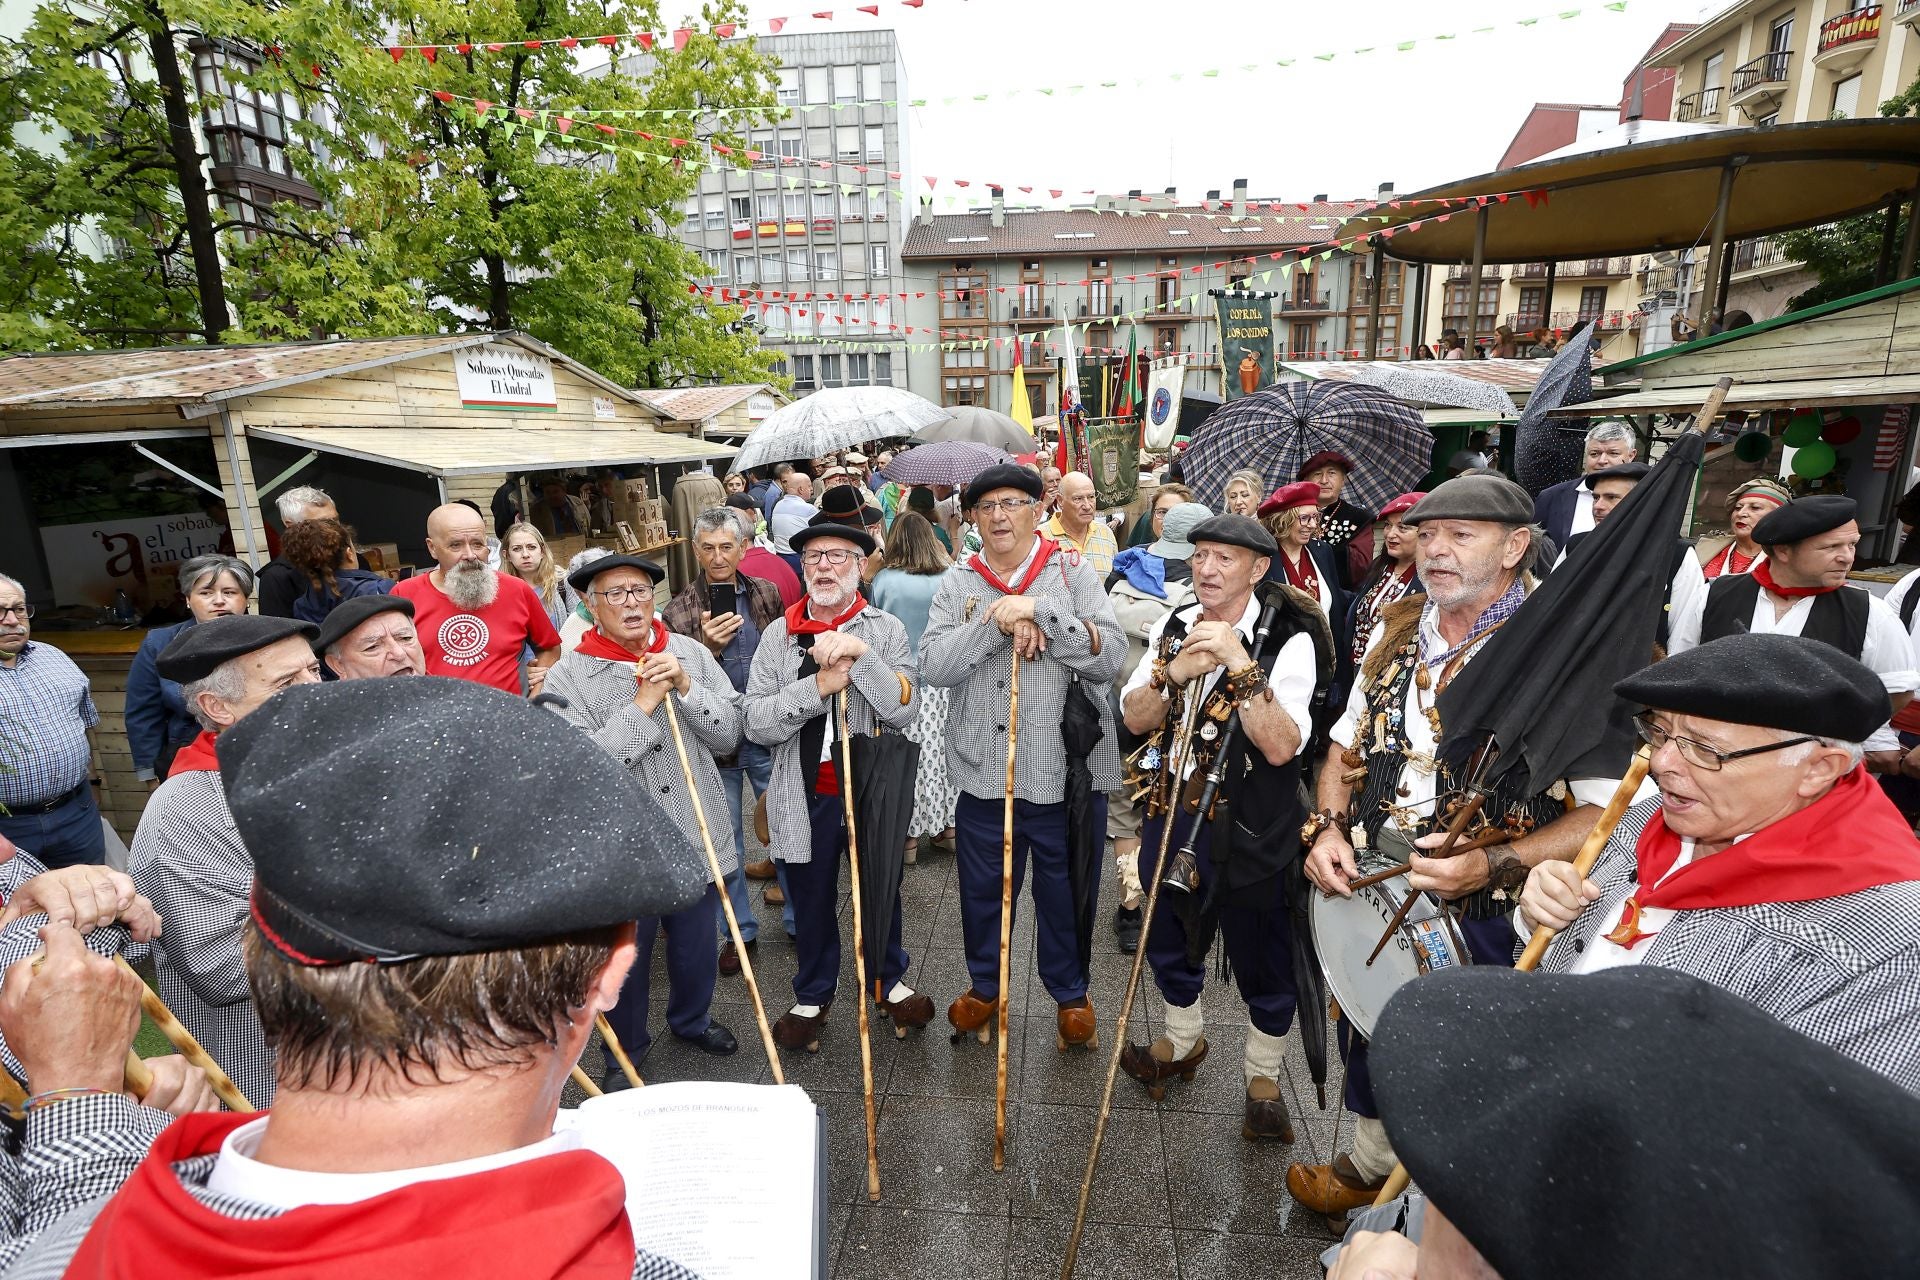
left=1378, top=491, right=1427, bottom=520
left=1297, top=450, right=1353, bottom=479
left=1258, top=480, right=1322, bottom=517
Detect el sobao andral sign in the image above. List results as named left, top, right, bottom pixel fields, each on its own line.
left=455, top=344, right=558, bottom=411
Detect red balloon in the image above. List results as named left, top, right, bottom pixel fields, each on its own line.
left=1822, top=415, right=1863, bottom=446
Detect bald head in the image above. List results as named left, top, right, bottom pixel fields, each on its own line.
left=1058, top=471, right=1096, bottom=535
left=424, top=502, right=493, bottom=582
left=426, top=502, right=487, bottom=544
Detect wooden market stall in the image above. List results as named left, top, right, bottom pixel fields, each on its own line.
left=0, top=332, right=735, bottom=840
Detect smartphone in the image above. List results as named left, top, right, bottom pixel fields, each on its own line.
left=707, top=581, right=739, bottom=617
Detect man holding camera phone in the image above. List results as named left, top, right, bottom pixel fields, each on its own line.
left=663, top=507, right=792, bottom=971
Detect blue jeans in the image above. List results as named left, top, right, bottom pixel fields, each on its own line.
left=720, top=743, right=793, bottom=941
left=0, top=788, right=106, bottom=870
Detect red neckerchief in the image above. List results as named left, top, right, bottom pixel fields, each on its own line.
left=168, top=731, right=221, bottom=775
left=1753, top=559, right=1833, bottom=599
left=65, top=1112, right=636, bottom=1280
left=1604, top=768, right=1920, bottom=949
left=968, top=536, right=1062, bottom=597
left=1701, top=543, right=1758, bottom=580
left=575, top=621, right=667, bottom=664
left=785, top=593, right=866, bottom=635
left=1278, top=546, right=1320, bottom=597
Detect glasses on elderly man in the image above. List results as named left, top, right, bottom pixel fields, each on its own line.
left=801, top=548, right=861, bottom=566
left=974, top=498, right=1036, bottom=516
left=591, top=585, right=654, bottom=605
left=0, top=603, right=32, bottom=620
left=1633, top=712, right=1814, bottom=772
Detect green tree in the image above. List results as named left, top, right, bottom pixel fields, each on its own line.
left=1775, top=82, right=1920, bottom=310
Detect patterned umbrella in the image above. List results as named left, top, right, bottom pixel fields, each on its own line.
left=1513, top=323, right=1600, bottom=497
left=729, top=386, right=948, bottom=475
left=909, top=405, right=1039, bottom=453
left=878, top=440, right=1010, bottom=488
left=1340, top=363, right=1520, bottom=418
left=1181, top=380, right=1432, bottom=514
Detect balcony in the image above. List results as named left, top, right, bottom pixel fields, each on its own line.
left=1506, top=311, right=1547, bottom=331
left=1280, top=293, right=1333, bottom=314
left=1729, top=50, right=1792, bottom=118
left=1815, top=6, right=1881, bottom=72
left=1900, top=0, right=1920, bottom=28
left=1512, top=262, right=1550, bottom=279
left=1730, top=235, right=1794, bottom=275
left=1551, top=309, right=1627, bottom=331
left=1006, top=302, right=1055, bottom=323
left=1558, top=256, right=1634, bottom=279
left=1676, top=86, right=1725, bottom=122
left=1444, top=265, right=1504, bottom=282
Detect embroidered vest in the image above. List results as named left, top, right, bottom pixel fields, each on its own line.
left=1699, top=574, right=1868, bottom=658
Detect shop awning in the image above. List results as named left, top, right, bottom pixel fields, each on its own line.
left=1548, top=375, right=1920, bottom=417
left=248, top=425, right=736, bottom=476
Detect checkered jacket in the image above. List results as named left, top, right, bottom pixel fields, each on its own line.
left=742, top=606, right=919, bottom=866
left=543, top=634, right=742, bottom=878
left=0, top=1093, right=172, bottom=1274
left=919, top=547, right=1124, bottom=805
left=1536, top=798, right=1920, bottom=1093
left=128, top=770, right=276, bottom=1110
left=4, top=1148, right=702, bottom=1280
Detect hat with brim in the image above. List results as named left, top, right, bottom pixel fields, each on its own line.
left=789, top=522, right=876, bottom=557
left=312, top=594, right=414, bottom=656
left=566, top=554, right=666, bottom=593
left=1403, top=473, right=1534, bottom=526
left=1148, top=502, right=1216, bottom=559
left=1752, top=494, right=1855, bottom=548
left=1296, top=450, right=1353, bottom=479
left=1188, top=513, right=1278, bottom=558
left=1257, top=480, right=1322, bottom=517
left=1613, top=631, right=1887, bottom=741
left=962, top=463, right=1044, bottom=508
left=158, top=614, right=318, bottom=684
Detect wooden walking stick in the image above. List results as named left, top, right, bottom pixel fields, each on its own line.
left=994, top=651, right=1021, bottom=1172
left=660, top=692, right=785, bottom=1085
left=0, top=1064, right=25, bottom=1119
left=837, top=691, right=882, bottom=1203
left=114, top=956, right=253, bottom=1112
left=596, top=1013, right=645, bottom=1089
left=570, top=1065, right=605, bottom=1097
left=1369, top=746, right=1654, bottom=1209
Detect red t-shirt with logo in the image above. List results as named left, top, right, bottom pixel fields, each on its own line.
left=393, top=571, right=563, bottom=693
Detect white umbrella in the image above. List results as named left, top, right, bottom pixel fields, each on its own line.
left=729, top=387, right=948, bottom=474
left=1340, top=364, right=1520, bottom=418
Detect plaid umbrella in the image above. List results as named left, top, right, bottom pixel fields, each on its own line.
left=1181, top=380, right=1432, bottom=514
left=1512, top=323, right=1599, bottom=498
left=878, top=440, right=1010, bottom=489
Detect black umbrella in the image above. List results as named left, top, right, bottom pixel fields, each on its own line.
left=1512, top=322, right=1599, bottom=498
left=1285, top=856, right=1330, bottom=1108
left=1436, top=386, right=1723, bottom=798
left=1060, top=676, right=1106, bottom=973
left=849, top=729, right=922, bottom=986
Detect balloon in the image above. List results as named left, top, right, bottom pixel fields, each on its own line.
left=1781, top=412, right=1823, bottom=447
left=1822, top=415, right=1863, bottom=446
left=1789, top=441, right=1836, bottom=479
left=1732, top=430, right=1772, bottom=463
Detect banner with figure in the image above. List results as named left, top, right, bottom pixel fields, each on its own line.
left=1144, top=358, right=1185, bottom=451
left=1215, top=293, right=1275, bottom=401
left=1087, top=417, right=1139, bottom=509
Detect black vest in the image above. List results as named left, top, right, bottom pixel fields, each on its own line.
left=1699, top=574, right=1869, bottom=659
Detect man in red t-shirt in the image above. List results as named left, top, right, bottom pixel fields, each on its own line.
left=394, top=504, right=562, bottom=693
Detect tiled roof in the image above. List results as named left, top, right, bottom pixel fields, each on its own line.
left=899, top=201, right=1372, bottom=260
left=633, top=383, right=783, bottom=421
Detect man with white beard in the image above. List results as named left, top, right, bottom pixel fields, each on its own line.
left=394, top=503, right=562, bottom=693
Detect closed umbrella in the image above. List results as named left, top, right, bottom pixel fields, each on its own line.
left=1060, top=677, right=1105, bottom=973
left=1181, top=380, right=1432, bottom=513
left=730, top=387, right=947, bottom=475
left=910, top=405, right=1039, bottom=453
left=878, top=440, right=1010, bottom=489
left=1512, top=322, right=1600, bottom=497
left=848, top=730, right=922, bottom=985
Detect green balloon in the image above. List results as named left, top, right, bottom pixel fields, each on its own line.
left=1732, top=430, right=1772, bottom=463
left=1782, top=412, right=1823, bottom=447
left=1790, top=440, right=1836, bottom=479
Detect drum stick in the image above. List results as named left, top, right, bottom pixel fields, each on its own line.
left=1346, top=829, right=1514, bottom=894
left=570, top=1064, right=605, bottom=1097
left=1369, top=747, right=1653, bottom=1211
left=838, top=690, right=882, bottom=1203
left=114, top=957, right=253, bottom=1112
left=1363, top=793, right=1484, bottom=967
left=596, top=1014, right=644, bottom=1089
left=994, top=651, right=1020, bottom=1173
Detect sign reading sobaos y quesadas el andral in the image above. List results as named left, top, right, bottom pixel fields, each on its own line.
left=455, top=344, right=558, bottom=411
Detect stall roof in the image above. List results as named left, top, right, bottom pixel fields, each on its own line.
left=1600, top=276, right=1920, bottom=377
left=632, top=383, right=783, bottom=422
left=1547, top=375, right=1920, bottom=416
left=249, top=425, right=735, bottom=476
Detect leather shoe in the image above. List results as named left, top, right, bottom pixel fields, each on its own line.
left=1120, top=1035, right=1208, bottom=1100
left=1112, top=905, right=1141, bottom=954
left=764, top=882, right=786, bottom=906
left=773, top=1004, right=830, bottom=1053
left=946, top=988, right=998, bottom=1043
left=744, top=858, right=777, bottom=880
left=877, top=990, right=935, bottom=1037
left=1285, top=1154, right=1385, bottom=1227
left=1242, top=1076, right=1294, bottom=1142
left=718, top=938, right=755, bottom=976
left=1055, top=996, right=1097, bottom=1051
left=676, top=1022, right=739, bottom=1056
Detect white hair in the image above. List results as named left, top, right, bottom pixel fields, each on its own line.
left=277, top=486, right=333, bottom=524
left=177, top=554, right=254, bottom=598
left=1584, top=422, right=1636, bottom=449
left=694, top=507, right=745, bottom=540
left=0, top=573, right=22, bottom=597
left=181, top=657, right=248, bottom=732
left=1778, top=733, right=1865, bottom=772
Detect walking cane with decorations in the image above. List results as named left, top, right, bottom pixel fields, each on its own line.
left=837, top=691, right=883, bottom=1202
left=994, top=650, right=1021, bottom=1172
left=114, top=956, right=253, bottom=1112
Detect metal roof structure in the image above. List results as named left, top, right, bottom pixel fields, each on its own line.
left=248, top=424, right=734, bottom=476
left=900, top=200, right=1371, bottom=260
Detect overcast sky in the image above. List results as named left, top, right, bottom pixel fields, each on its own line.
left=708, top=0, right=1716, bottom=207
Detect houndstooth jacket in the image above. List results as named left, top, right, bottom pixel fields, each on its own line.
left=543, top=633, right=742, bottom=880
left=742, top=605, right=919, bottom=866
left=1535, top=797, right=1920, bottom=1093
left=0, top=1093, right=172, bottom=1274
left=918, top=544, right=1124, bottom=805
left=128, top=769, right=276, bottom=1110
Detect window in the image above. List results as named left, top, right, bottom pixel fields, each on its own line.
left=762, top=254, right=785, bottom=283
left=1156, top=326, right=1178, bottom=353
left=700, top=248, right=727, bottom=278
left=1832, top=74, right=1861, bottom=119
left=734, top=254, right=758, bottom=282
left=730, top=196, right=752, bottom=222
left=804, top=66, right=829, bottom=104
left=869, top=244, right=889, bottom=276
left=815, top=248, right=838, bottom=280
left=835, top=126, right=859, bottom=160
left=941, top=271, right=987, bottom=319
left=807, top=127, right=831, bottom=158
left=1769, top=14, right=1792, bottom=54
left=705, top=207, right=727, bottom=230
left=755, top=193, right=778, bottom=220
left=1288, top=322, right=1315, bottom=358
left=848, top=352, right=870, bottom=382
left=832, top=65, right=857, bottom=104
left=867, top=186, right=886, bottom=220
left=946, top=347, right=987, bottom=369
left=820, top=353, right=843, bottom=386
left=1227, top=261, right=1251, bottom=288
left=193, top=46, right=306, bottom=185
left=811, top=190, right=834, bottom=219
left=864, top=126, right=884, bottom=163
left=1516, top=286, right=1546, bottom=327
left=1088, top=260, right=1110, bottom=316
left=1702, top=51, right=1723, bottom=90
left=1577, top=286, right=1607, bottom=321
left=841, top=188, right=864, bottom=220
left=941, top=375, right=988, bottom=407
left=787, top=248, right=810, bottom=280
left=782, top=191, right=805, bottom=219
left=1349, top=313, right=1399, bottom=355
left=847, top=299, right=868, bottom=328
left=791, top=354, right=815, bottom=386
left=875, top=352, right=892, bottom=382
left=779, top=136, right=803, bottom=162
left=861, top=64, right=883, bottom=101
left=776, top=69, right=800, bottom=106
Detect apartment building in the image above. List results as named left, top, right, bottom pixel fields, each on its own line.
left=897, top=185, right=1377, bottom=415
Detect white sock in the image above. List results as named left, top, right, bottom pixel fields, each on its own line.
left=1162, top=997, right=1205, bottom=1059
left=1349, top=1116, right=1397, bottom=1183
left=1244, top=1025, right=1287, bottom=1086
left=790, top=1004, right=822, bottom=1019
left=884, top=982, right=913, bottom=1004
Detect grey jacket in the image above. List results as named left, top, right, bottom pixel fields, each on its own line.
left=543, top=633, right=742, bottom=878
left=743, top=606, right=920, bottom=865
left=920, top=544, right=1125, bottom=805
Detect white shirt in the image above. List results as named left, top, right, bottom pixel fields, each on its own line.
left=1120, top=593, right=1316, bottom=778
left=768, top=495, right=818, bottom=553
left=206, top=1117, right=578, bottom=1210
left=1568, top=485, right=1597, bottom=538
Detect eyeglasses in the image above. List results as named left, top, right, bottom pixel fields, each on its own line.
left=0, top=603, right=31, bottom=621
left=974, top=498, right=1035, bottom=516
left=1633, top=712, right=1813, bottom=773
left=592, top=585, right=654, bottom=604
left=801, top=548, right=860, bottom=566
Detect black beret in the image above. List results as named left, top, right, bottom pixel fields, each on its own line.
left=1584, top=461, right=1650, bottom=487
left=1403, top=473, right=1533, bottom=526
left=1374, top=966, right=1920, bottom=1280
left=157, top=614, right=318, bottom=684
left=1615, top=632, right=1887, bottom=741
left=961, top=463, right=1043, bottom=508
left=1187, top=513, right=1277, bottom=557
left=219, top=677, right=709, bottom=964
left=790, top=521, right=876, bottom=557
left=1752, top=493, right=1856, bottom=548
left=311, top=593, right=414, bottom=656
left=566, top=554, right=666, bottom=592
left=724, top=493, right=759, bottom=514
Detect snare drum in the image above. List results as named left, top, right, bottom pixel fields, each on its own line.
left=1310, top=873, right=1470, bottom=1038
